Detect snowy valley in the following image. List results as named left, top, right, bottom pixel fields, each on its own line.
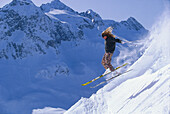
left=1, top=0, right=168, bottom=114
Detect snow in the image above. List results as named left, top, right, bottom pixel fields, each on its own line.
left=48, top=9, right=68, bottom=15
left=40, top=0, right=75, bottom=13
left=64, top=65, right=169, bottom=114
left=64, top=9, right=170, bottom=114
left=8, top=30, right=25, bottom=43
left=33, top=107, right=66, bottom=114
left=2, top=0, right=43, bottom=17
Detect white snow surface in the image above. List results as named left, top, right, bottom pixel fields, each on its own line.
left=64, top=10, right=170, bottom=114
left=33, top=107, right=66, bottom=114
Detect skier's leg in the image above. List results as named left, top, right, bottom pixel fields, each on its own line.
left=106, top=53, right=114, bottom=71
left=101, top=53, right=108, bottom=70
left=102, top=52, right=114, bottom=71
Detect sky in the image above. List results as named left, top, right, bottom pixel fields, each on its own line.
left=0, top=0, right=167, bottom=30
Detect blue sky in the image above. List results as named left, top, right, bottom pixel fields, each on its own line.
left=0, top=0, right=166, bottom=29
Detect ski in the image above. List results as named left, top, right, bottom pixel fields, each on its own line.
left=81, top=63, right=128, bottom=86
left=90, top=69, right=133, bottom=88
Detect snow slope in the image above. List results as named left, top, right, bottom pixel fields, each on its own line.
left=62, top=9, right=170, bottom=114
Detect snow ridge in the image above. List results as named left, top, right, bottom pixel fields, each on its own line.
left=40, top=0, right=75, bottom=13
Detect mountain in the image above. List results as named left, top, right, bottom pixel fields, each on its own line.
left=0, top=0, right=149, bottom=113
left=40, top=0, right=75, bottom=13
left=79, top=9, right=104, bottom=26
left=0, top=0, right=83, bottom=59
left=34, top=9, right=170, bottom=114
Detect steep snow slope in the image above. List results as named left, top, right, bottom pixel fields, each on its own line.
left=63, top=9, right=170, bottom=114
left=64, top=65, right=169, bottom=114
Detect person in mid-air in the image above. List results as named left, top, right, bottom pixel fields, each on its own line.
left=101, top=26, right=124, bottom=74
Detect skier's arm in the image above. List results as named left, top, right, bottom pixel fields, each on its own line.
left=114, top=38, right=122, bottom=43
left=115, top=36, right=128, bottom=44
left=111, top=38, right=122, bottom=43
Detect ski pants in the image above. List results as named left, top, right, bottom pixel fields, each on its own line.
left=101, top=52, right=114, bottom=71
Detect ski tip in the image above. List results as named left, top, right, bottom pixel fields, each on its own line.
left=81, top=84, right=86, bottom=86
left=124, top=63, right=129, bottom=65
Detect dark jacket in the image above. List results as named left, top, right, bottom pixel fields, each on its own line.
left=104, top=35, right=122, bottom=53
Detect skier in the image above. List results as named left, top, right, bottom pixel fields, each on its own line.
left=101, top=26, right=124, bottom=75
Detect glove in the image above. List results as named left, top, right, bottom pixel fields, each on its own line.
left=121, top=41, right=126, bottom=44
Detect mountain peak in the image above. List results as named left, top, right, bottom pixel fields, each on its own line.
left=86, top=9, right=96, bottom=14
left=127, top=17, right=140, bottom=24
left=40, top=0, right=75, bottom=13
left=120, top=17, right=145, bottom=31
left=9, top=0, right=34, bottom=6
left=79, top=9, right=103, bottom=26
left=1, top=0, right=42, bottom=16
left=2, top=0, right=35, bottom=10
left=85, top=9, right=102, bottom=19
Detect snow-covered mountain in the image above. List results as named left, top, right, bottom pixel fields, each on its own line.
left=34, top=8, right=170, bottom=114
left=40, top=0, right=75, bottom=13
left=0, top=0, right=83, bottom=59
left=0, top=0, right=149, bottom=113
